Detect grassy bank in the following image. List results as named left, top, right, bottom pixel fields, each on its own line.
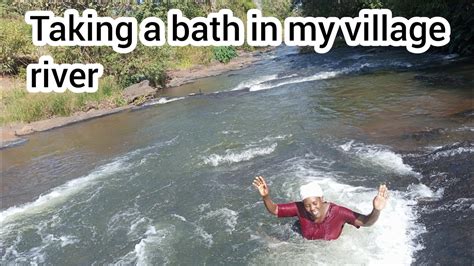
left=1, top=0, right=286, bottom=125
left=0, top=76, right=125, bottom=124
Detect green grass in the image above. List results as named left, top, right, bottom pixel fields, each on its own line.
left=0, top=17, right=37, bottom=75
left=0, top=76, right=126, bottom=124
left=169, top=46, right=214, bottom=69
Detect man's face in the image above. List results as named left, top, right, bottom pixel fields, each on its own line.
left=303, top=196, right=324, bottom=220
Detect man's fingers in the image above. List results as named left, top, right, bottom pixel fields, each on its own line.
left=382, top=185, right=388, bottom=197
left=253, top=176, right=268, bottom=189
left=378, top=185, right=384, bottom=196
left=252, top=182, right=263, bottom=191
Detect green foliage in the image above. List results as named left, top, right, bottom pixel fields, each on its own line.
left=262, top=0, right=294, bottom=21
left=133, top=2, right=168, bottom=22
left=0, top=18, right=36, bottom=74
left=383, top=0, right=473, bottom=55
left=7, top=1, right=132, bottom=17
left=215, top=0, right=256, bottom=18
left=300, top=0, right=474, bottom=55
left=213, top=46, right=238, bottom=63
left=49, top=45, right=169, bottom=88
left=171, top=1, right=207, bottom=18
left=361, top=0, right=384, bottom=9
left=301, top=0, right=364, bottom=17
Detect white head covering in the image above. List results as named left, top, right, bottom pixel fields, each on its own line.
left=299, top=181, right=323, bottom=201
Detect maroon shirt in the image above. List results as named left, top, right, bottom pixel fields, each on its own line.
left=277, top=202, right=360, bottom=240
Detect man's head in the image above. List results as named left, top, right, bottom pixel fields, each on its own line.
left=300, top=181, right=324, bottom=220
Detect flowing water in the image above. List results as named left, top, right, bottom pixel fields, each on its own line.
left=1, top=46, right=473, bottom=265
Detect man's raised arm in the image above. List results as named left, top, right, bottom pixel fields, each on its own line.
left=355, top=184, right=389, bottom=227
left=252, top=176, right=278, bottom=216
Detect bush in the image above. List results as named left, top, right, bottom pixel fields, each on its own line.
left=213, top=46, right=238, bottom=63
left=262, top=0, right=294, bottom=21
left=0, top=18, right=36, bottom=74
left=49, top=45, right=170, bottom=88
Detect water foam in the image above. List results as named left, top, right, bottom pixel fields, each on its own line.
left=0, top=159, right=127, bottom=226
left=406, top=183, right=444, bottom=201
left=454, top=126, right=474, bottom=132
left=249, top=71, right=341, bottom=91
left=247, top=63, right=387, bottom=92
left=143, top=97, right=186, bottom=107
left=203, top=143, right=277, bottom=166
left=1, top=137, right=179, bottom=229
left=339, top=141, right=418, bottom=176
left=221, top=130, right=240, bottom=135
left=171, top=213, right=214, bottom=247
left=0, top=138, right=28, bottom=149
left=193, top=225, right=214, bottom=247
left=1, top=229, right=80, bottom=262
left=201, top=208, right=239, bottom=233
left=252, top=155, right=426, bottom=265
left=116, top=225, right=176, bottom=265
left=231, top=74, right=278, bottom=91
left=442, top=53, right=459, bottom=60
left=428, top=146, right=474, bottom=161
left=423, top=197, right=474, bottom=214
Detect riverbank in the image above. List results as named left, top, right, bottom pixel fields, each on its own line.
left=0, top=49, right=267, bottom=148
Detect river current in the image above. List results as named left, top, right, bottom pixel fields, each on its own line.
left=1, top=46, right=473, bottom=265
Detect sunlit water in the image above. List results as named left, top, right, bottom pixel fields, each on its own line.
left=1, top=47, right=473, bottom=265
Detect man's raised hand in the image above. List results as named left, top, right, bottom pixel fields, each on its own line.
left=373, top=184, right=389, bottom=211
left=253, top=176, right=270, bottom=198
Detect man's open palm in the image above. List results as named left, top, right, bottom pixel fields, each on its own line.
left=373, top=184, right=389, bottom=210
left=253, top=176, right=269, bottom=197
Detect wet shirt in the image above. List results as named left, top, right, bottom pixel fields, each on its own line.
left=277, top=202, right=360, bottom=240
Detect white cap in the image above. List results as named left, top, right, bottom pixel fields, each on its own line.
left=299, top=181, right=323, bottom=201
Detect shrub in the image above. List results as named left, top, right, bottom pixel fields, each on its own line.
left=0, top=18, right=36, bottom=74
left=213, top=46, right=238, bottom=63
left=49, top=45, right=170, bottom=88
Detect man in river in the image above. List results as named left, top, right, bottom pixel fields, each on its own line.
left=252, top=176, right=389, bottom=240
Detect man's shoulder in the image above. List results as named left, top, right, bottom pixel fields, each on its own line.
left=328, top=202, right=348, bottom=208
left=328, top=202, right=357, bottom=216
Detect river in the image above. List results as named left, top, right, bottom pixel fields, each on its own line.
left=1, top=46, right=473, bottom=265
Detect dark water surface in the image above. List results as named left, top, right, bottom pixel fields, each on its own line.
left=1, top=47, right=473, bottom=265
